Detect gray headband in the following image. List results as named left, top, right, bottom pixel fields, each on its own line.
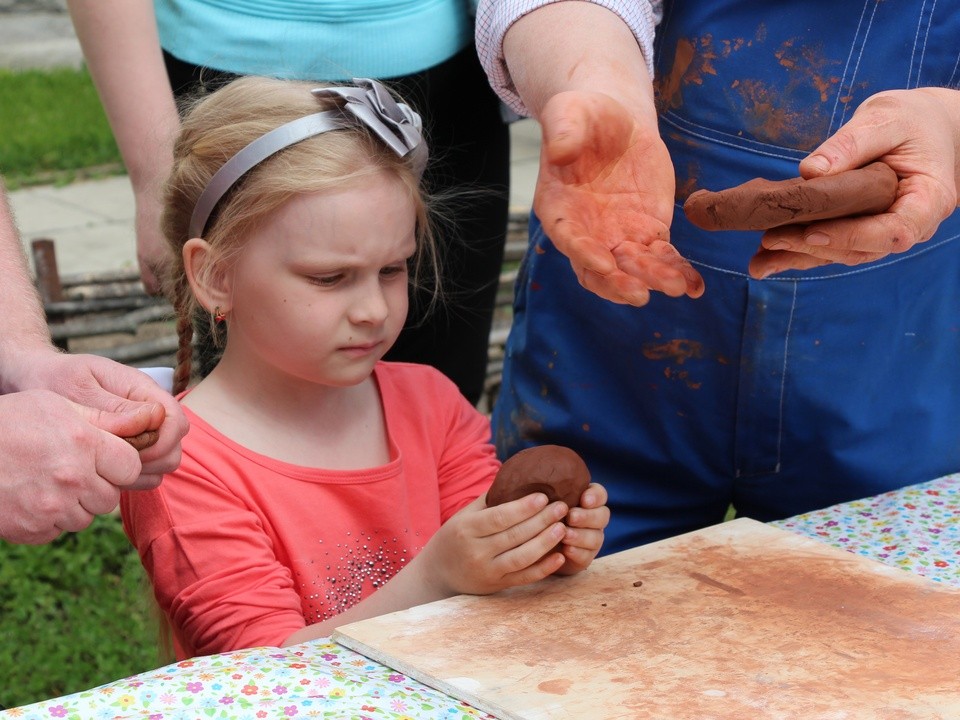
left=187, top=78, right=427, bottom=239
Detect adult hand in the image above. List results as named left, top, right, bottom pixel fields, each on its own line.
left=133, top=185, right=170, bottom=295
left=751, top=88, right=960, bottom=278
left=5, top=351, right=188, bottom=489
left=66, top=0, right=179, bottom=294
left=535, top=91, right=704, bottom=305
left=0, top=390, right=152, bottom=544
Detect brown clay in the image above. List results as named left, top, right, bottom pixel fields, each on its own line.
left=123, top=429, right=160, bottom=451
left=486, top=445, right=591, bottom=512
left=683, top=161, right=898, bottom=231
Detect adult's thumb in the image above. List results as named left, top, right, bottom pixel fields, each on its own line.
left=801, top=99, right=895, bottom=179
left=73, top=400, right=165, bottom=444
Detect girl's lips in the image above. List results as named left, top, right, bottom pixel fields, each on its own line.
left=339, top=341, right=382, bottom=356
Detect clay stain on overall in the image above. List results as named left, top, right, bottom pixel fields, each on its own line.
left=642, top=339, right=705, bottom=390
left=659, top=29, right=844, bottom=150
left=735, top=39, right=840, bottom=147
left=657, top=37, right=697, bottom=112
left=676, top=162, right=701, bottom=202
left=656, top=27, right=764, bottom=112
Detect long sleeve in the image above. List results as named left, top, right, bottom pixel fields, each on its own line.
left=475, top=0, right=662, bottom=116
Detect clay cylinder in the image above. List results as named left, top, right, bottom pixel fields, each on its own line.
left=683, top=161, right=898, bottom=231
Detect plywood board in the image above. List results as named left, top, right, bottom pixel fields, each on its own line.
left=333, top=518, right=960, bottom=719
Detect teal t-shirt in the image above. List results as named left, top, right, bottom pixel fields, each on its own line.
left=155, top=0, right=473, bottom=81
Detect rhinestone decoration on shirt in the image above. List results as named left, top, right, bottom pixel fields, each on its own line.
left=299, top=529, right=422, bottom=622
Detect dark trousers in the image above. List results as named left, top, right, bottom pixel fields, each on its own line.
left=164, top=44, right=510, bottom=405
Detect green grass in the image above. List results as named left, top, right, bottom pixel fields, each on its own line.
left=0, top=67, right=157, bottom=710
left=0, top=514, right=162, bottom=709
left=0, top=67, right=123, bottom=188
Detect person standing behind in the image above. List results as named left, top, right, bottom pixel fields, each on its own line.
left=67, top=0, right=510, bottom=404
left=475, top=0, right=960, bottom=553
left=120, top=76, right=609, bottom=658
left=0, top=181, right=188, bottom=545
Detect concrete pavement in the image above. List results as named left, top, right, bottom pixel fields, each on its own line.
left=0, top=11, right=82, bottom=71
left=3, top=10, right=542, bottom=278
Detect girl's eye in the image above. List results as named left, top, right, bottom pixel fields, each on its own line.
left=308, top=274, right=342, bottom=287
left=380, top=264, right=406, bottom=279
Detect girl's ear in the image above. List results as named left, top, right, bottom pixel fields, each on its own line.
left=183, top=238, right=232, bottom=315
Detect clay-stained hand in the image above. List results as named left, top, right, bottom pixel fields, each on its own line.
left=418, top=493, right=572, bottom=597
left=750, top=88, right=960, bottom=278
left=554, top=482, right=610, bottom=576
left=5, top=351, right=188, bottom=489
left=535, top=91, right=704, bottom=305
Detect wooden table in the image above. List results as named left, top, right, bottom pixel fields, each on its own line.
left=6, top=473, right=959, bottom=720
left=334, top=517, right=960, bottom=719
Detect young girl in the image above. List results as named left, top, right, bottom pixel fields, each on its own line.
left=120, top=76, right=610, bottom=660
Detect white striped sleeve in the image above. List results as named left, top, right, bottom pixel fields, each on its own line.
left=475, top=0, right=662, bottom=117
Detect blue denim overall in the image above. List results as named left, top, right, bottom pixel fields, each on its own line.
left=492, top=0, right=960, bottom=554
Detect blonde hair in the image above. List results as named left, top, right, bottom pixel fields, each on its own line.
left=162, top=75, right=437, bottom=394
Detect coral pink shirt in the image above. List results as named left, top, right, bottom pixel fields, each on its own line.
left=121, top=362, right=499, bottom=659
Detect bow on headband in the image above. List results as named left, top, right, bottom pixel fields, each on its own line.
left=188, top=78, right=427, bottom=239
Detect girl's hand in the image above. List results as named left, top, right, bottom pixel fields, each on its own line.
left=554, top=482, right=610, bottom=576
left=420, top=493, right=572, bottom=596
left=286, top=485, right=612, bottom=646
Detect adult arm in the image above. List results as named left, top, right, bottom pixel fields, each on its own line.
left=0, top=188, right=186, bottom=489
left=0, top=187, right=185, bottom=543
left=751, top=88, right=960, bottom=278
left=0, top=182, right=53, bottom=362
left=479, top=1, right=703, bottom=305
left=67, top=0, right=180, bottom=294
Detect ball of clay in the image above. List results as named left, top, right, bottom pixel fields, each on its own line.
left=486, top=445, right=591, bottom=511
left=683, top=161, right=898, bottom=231
left=123, top=429, right=160, bottom=451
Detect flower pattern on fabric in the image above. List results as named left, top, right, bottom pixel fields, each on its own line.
left=5, top=474, right=958, bottom=719
left=772, top=474, right=960, bottom=585
left=2, top=643, right=495, bottom=720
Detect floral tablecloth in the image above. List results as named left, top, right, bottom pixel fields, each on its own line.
left=771, top=473, right=960, bottom=585
left=1, top=641, right=496, bottom=720
left=5, top=473, right=958, bottom=720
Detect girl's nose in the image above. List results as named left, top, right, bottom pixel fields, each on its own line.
left=348, top=282, right=390, bottom=325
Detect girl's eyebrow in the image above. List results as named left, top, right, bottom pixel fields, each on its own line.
left=288, top=253, right=412, bottom=271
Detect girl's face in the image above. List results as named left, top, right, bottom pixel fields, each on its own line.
left=220, top=171, right=418, bottom=388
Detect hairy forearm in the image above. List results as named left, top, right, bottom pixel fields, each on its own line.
left=67, top=0, right=179, bottom=192
left=503, top=2, right=658, bottom=125
left=0, top=185, right=54, bottom=384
